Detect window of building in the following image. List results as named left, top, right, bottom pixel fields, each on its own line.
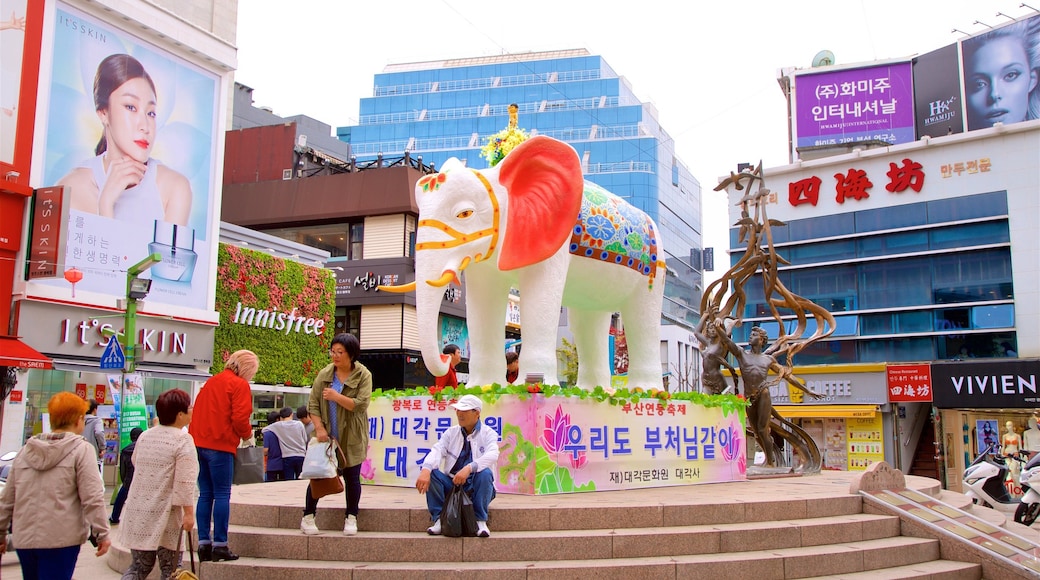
left=973, top=304, right=1014, bottom=329
left=350, top=222, right=364, bottom=260
left=929, top=222, right=1009, bottom=250
left=859, top=336, right=934, bottom=362
left=787, top=240, right=857, bottom=266
left=857, top=231, right=928, bottom=258
left=931, top=249, right=1013, bottom=303
left=855, top=203, right=927, bottom=233
left=260, top=222, right=365, bottom=260
left=787, top=212, right=854, bottom=242
left=927, top=190, right=1008, bottom=223
left=858, top=257, right=931, bottom=309
left=860, top=310, right=932, bottom=336
left=334, top=307, right=361, bottom=341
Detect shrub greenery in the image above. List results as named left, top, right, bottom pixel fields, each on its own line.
left=212, top=243, right=336, bottom=385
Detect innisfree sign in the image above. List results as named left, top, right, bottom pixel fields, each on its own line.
left=100, top=335, right=126, bottom=370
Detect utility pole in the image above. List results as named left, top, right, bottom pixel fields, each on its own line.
left=117, top=252, right=161, bottom=450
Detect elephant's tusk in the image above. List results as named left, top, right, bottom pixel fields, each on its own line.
left=377, top=281, right=416, bottom=293
left=425, top=271, right=458, bottom=288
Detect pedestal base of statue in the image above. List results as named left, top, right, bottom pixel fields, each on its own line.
left=364, top=394, right=747, bottom=494
left=746, top=464, right=796, bottom=478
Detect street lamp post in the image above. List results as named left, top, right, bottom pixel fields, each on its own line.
left=118, top=252, right=161, bottom=450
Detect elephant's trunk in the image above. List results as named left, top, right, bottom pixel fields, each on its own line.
left=416, top=260, right=453, bottom=378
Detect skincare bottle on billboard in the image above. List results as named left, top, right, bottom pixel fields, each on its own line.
left=149, top=221, right=197, bottom=282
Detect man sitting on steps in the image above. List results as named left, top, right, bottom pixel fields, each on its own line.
left=415, top=394, right=499, bottom=537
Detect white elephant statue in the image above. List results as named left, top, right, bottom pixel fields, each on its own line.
left=381, top=135, right=665, bottom=390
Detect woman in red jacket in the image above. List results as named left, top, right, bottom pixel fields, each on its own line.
left=188, top=349, right=258, bottom=562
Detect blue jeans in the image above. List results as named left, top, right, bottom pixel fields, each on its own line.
left=110, top=480, right=130, bottom=522
left=196, top=447, right=234, bottom=546
left=426, top=468, right=496, bottom=521
left=283, top=456, right=304, bottom=480
left=16, top=545, right=80, bottom=580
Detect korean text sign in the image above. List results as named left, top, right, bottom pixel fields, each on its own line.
left=362, top=395, right=747, bottom=494
left=794, top=62, right=915, bottom=149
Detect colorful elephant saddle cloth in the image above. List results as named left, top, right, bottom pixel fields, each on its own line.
left=568, top=182, right=660, bottom=288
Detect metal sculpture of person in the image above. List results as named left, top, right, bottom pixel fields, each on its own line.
left=719, top=326, right=821, bottom=466
left=704, top=162, right=835, bottom=470
left=694, top=307, right=739, bottom=396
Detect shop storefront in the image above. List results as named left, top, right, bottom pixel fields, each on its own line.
left=766, top=363, right=895, bottom=471
left=3, top=299, right=215, bottom=483
left=931, top=359, right=1040, bottom=494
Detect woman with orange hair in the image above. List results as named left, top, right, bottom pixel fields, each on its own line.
left=0, top=392, right=111, bottom=579
left=188, top=349, right=258, bottom=562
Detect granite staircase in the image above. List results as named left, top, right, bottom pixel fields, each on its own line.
left=105, top=472, right=1001, bottom=579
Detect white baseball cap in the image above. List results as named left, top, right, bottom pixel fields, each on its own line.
left=450, top=394, right=483, bottom=412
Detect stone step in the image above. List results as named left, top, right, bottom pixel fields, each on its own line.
left=190, top=536, right=944, bottom=580
left=806, top=559, right=982, bottom=579
left=223, top=513, right=901, bottom=562
left=229, top=481, right=866, bottom=532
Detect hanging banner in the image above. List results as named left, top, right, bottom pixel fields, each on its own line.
left=108, top=373, right=148, bottom=449
left=363, top=395, right=746, bottom=494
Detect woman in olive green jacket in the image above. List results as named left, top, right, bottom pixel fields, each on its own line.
left=300, top=333, right=371, bottom=536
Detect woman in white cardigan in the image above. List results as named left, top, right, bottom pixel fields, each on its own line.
left=120, top=389, right=199, bottom=580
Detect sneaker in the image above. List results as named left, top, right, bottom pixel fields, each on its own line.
left=300, top=514, right=320, bottom=535
left=476, top=520, right=490, bottom=538
left=197, top=543, right=212, bottom=562
left=210, top=545, right=239, bottom=562
left=343, top=514, right=358, bottom=536
left=426, top=520, right=442, bottom=535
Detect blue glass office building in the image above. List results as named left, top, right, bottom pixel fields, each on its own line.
left=339, top=49, right=703, bottom=328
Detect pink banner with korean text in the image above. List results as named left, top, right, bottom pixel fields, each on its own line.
left=362, top=395, right=747, bottom=494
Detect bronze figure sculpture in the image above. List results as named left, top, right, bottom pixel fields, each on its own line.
left=705, top=163, right=838, bottom=472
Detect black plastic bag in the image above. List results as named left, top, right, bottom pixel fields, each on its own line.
left=440, top=484, right=477, bottom=537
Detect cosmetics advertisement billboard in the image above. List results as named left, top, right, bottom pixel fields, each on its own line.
left=30, top=3, right=220, bottom=313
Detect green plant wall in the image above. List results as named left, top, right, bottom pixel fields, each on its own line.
left=212, top=243, right=336, bottom=386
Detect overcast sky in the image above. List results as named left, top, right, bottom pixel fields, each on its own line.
left=235, top=0, right=1036, bottom=268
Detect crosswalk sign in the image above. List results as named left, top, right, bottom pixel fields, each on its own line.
left=100, top=336, right=126, bottom=370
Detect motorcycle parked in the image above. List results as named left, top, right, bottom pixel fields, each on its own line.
left=1017, top=452, right=1040, bottom=526
left=962, top=443, right=1030, bottom=524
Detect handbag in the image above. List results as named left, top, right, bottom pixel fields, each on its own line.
left=302, top=439, right=343, bottom=480
left=440, top=484, right=478, bottom=538
left=171, top=530, right=199, bottom=580
left=308, top=474, right=345, bottom=499
left=233, top=445, right=264, bottom=485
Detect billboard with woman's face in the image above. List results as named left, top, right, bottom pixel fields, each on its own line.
left=961, top=14, right=1040, bottom=132
left=30, top=3, right=219, bottom=313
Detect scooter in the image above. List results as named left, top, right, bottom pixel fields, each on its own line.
left=962, top=443, right=1029, bottom=523
left=1017, top=453, right=1040, bottom=526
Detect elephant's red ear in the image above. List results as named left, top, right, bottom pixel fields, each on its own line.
left=496, top=136, right=583, bottom=271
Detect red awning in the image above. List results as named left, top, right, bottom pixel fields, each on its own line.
left=0, top=336, right=52, bottom=369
